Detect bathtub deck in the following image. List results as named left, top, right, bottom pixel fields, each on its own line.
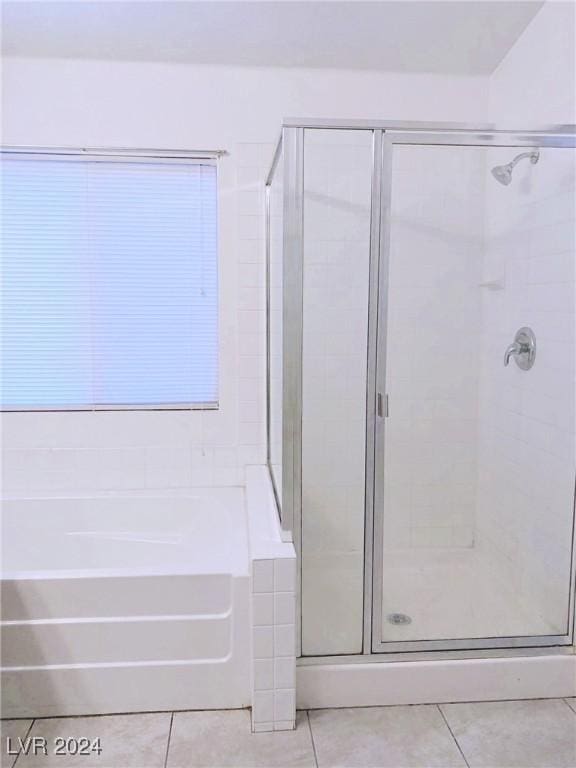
left=1, top=487, right=248, bottom=578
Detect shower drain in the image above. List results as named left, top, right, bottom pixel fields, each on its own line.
left=386, top=612, right=412, bottom=626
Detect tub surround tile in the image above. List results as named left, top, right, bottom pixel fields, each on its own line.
left=247, top=467, right=297, bottom=733
left=254, top=659, right=274, bottom=690
left=167, top=710, right=314, bottom=768
left=274, top=691, right=296, bottom=722
left=275, top=592, right=296, bottom=624
left=253, top=560, right=274, bottom=593
left=16, top=713, right=171, bottom=767
left=308, top=705, right=467, bottom=768
left=274, top=657, right=296, bottom=690
left=440, top=699, right=576, bottom=768
left=253, top=626, right=274, bottom=658
left=1, top=720, right=33, bottom=768
left=253, top=593, right=275, bottom=625
left=274, top=624, right=296, bottom=657
left=274, top=558, right=296, bottom=592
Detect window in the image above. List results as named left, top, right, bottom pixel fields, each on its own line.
left=0, top=151, right=218, bottom=410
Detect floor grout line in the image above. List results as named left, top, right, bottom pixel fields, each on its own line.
left=163, top=712, right=174, bottom=768
left=306, top=710, right=320, bottom=768
left=437, top=704, right=470, bottom=768
left=12, top=719, right=35, bottom=768
left=561, top=698, right=576, bottom=716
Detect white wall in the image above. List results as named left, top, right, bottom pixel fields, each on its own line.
left=488, top=1, right=576, bottom=124
left=0, top=57, right=487, bottom=493
left=476, top=1, right=576, bottom=632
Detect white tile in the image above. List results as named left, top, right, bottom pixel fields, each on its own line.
left=238, top=308, right=264, bottom=335
left=190, top=448, right=214, bottom=485
left=239, top=286, right=265, bottom=310
left=253, top=659, right=274, bottom=691
left=18, top=713, right=171, bottom=767
left=240, top=421, right=264, bottom=446
left=274, top=657, right=296, bottom=689
left=252, top=559, right=274, bottom=593
left=309, top=705, right=466, bottom=768
left=144, top=445, right=192, bottom=488
left=239, top=400, right=264, bottom=422
left=274, top=624, right=296, bottom=657
left=1, top=719, right=33, bottom=768
left=274, top=558, right=296, bottom=592
left=239, top=332, right=262, bottom=357
left=274, top=592, right=295, bottom=625
left=237, top=166, right=261, bottom=186
left=274, top=721, right=296, bottom=732
left=88, top=448, right=146, bottom=491
left=274, top=689, right=296, bottom=721
left=240, top=263, right=265, bottom=288
left=212, top=448, right=238, bottom=468
left=238, top=240, right=261, bottom=264
left=239, top=445, right=266, bottom=467
left=169, top=710, right=314, bottom=766
left=253, top=593, right=274, bottom=626
left=239, top=189, right=263, bottom=215
left=441, top=699, right=576, bottom=768
left=252, top=626, right=274, bottom=659
left=253, top=691, right=275, bottom=723
left=238, top=215, right=263, bottom=241
left=252, top=721, right=275, bottom=733
left=236, top=144, right=260, bottom=166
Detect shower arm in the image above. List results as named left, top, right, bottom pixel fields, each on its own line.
left=507, top=151, right=540, bottom=171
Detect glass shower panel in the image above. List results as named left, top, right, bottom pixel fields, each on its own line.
left=301, top=129, right=373, bottom=655
left=268, top=150, right=283, bottom=511
left=379, top=141, right=575, bottom=645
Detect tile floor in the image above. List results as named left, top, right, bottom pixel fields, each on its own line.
left=1, top=698, right=575, bottom=768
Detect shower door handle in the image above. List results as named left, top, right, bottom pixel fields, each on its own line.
left=377, top=393, right=389, bottom=418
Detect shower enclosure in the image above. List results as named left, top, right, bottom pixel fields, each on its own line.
left=265, top=120, right=576, bottom=659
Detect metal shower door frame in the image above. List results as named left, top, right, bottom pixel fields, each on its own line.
left=266, top=121, right=576, bottom=661
left=371, top=127, right=576, bottom=654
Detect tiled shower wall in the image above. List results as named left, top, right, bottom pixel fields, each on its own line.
left=476, top=147, right=576, bottom=633
left=383, top=144, right=484, bottom=551
left=474, top=1, right=576, bottom=635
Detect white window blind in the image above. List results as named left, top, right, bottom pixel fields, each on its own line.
left=1, top=153, right=218, bottom=410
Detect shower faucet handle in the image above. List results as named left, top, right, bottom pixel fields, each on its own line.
left=504, top=327, right=536, bottom=370
left=503, top=341, right=522, bottom=366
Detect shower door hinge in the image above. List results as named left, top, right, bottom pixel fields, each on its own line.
left=377, top=393, right=389, bottom=418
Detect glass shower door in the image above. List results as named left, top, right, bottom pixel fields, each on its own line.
left=373, top=132, right=576, bottom=652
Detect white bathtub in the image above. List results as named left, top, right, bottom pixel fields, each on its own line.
left=0, top=488, right=250, bottom=718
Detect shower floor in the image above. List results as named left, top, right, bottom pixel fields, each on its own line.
left=381, top=548, right=558, bottom=644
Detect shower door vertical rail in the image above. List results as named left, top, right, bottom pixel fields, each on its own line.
left=370, top=130, right=393, bottom=653
left=282, top=126, right=304, bottom=654
left=371, top=128, right=576, bottom=654
left=363, top=128, right=384, bottom=654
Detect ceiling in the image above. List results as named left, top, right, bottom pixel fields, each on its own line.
left=1, top=0, right=545, bottom=75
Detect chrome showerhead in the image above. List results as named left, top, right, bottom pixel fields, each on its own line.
left=491, top=150, right=540, bottom=186
left=491, top=163, right=513, bottom=185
